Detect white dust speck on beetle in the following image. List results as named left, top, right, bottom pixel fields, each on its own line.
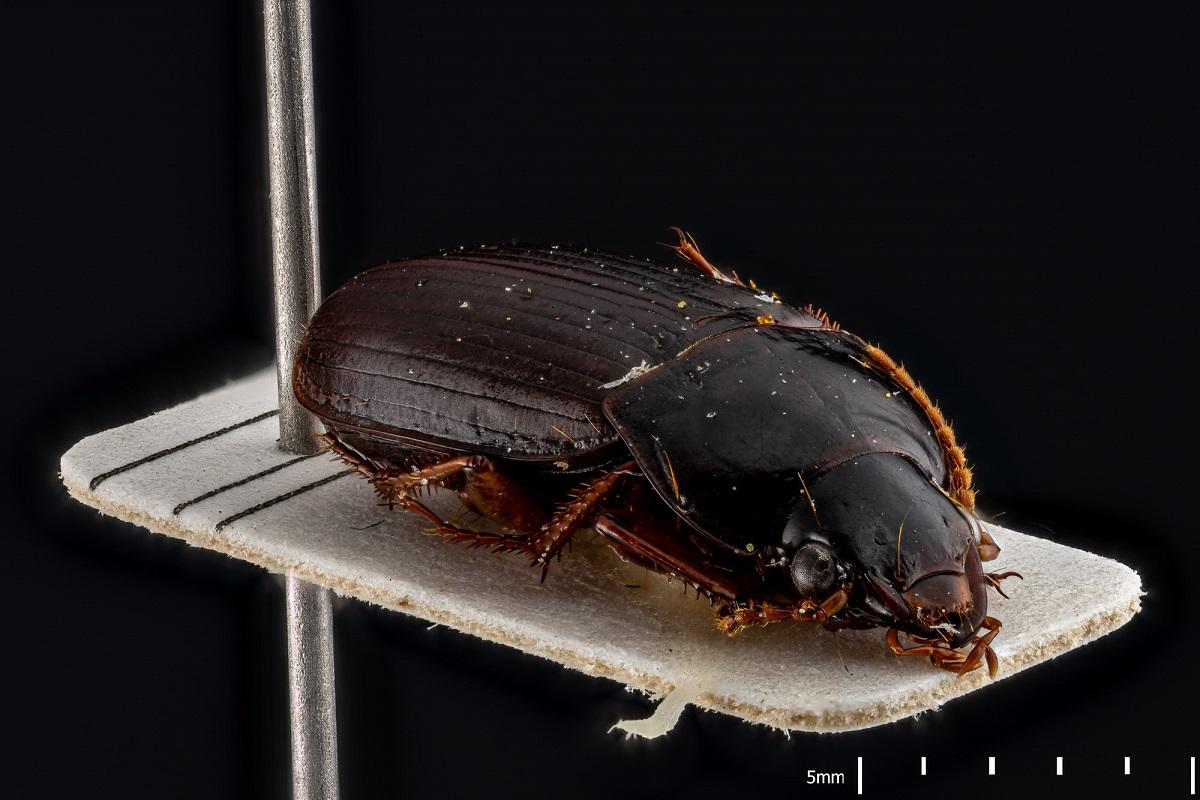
left=458, top=300, right=470, bottom=308
left=600, top=359, right=656, bottom=389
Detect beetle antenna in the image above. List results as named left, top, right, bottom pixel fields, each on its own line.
left=864, top=344, right=976, bottom=510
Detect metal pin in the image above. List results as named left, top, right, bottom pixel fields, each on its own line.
left=286, top=576, right=339, bottom=800
left=265, top=0, right=323, bottom=457
left=263, top=0, right=338, bottom=798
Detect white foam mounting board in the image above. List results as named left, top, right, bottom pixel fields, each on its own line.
left=60, top=368, right=1141, bottom=735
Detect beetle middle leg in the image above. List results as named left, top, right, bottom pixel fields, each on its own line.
left=426, top=459, right=637, bottom=579
left=592, top=508, right=751, bottom=603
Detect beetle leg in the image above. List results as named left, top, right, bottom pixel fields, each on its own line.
left=320, top=431, right=390, bottom=479
left=887, top=616, right=1003, bottom=678
left=716, top=600, right=810, bottom=635
left=665, top=227, right=745, bottom=287
left=456, top=461, right=550, bottom=534
left=977, top=529, right=1002, bottom=561
left=321, top=430, right=547, bottom=554
left=954, top=616, right=1002, bottom=677
left=593, top=510, right=752, bottom=603
left=528, top=461, right=637, bottom=579
left=421, top=517, right=541, bottom=556
left=886, top=629, right=963, bottom=667
left=717, top=581, right=853, bottom=635
left=983, top=570, right=1023, bottom=599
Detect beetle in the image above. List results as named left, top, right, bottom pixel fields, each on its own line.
left=293, top=229, right=1020, bottom=676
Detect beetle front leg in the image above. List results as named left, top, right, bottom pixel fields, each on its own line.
left=977, top=529, right=1002, bottom=561
left=716, top=586, right=850, bottom=636
left=887, top=616, right=1003, bottom=678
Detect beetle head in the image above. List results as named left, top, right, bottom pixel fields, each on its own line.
left=782, top=453, right=986, bottom=647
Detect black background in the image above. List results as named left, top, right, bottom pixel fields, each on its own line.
left=3, top=3, right=1198, bottom=798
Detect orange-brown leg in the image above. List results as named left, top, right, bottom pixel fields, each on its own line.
left=886, top=629, right=967, bottom=670
left=593, top=509, right=752, bottom=604
left=322, top=432, right=540, bottom=555
left=716, top=586, right=851, bottom=636
left=977, top=529, right=1001, bottom=561
left=666, top=227, right=745, bottom=287
left=525, top=462, right=637, bottom=579
left=594, top=499, right=851, bottom=636
left=953, top=616, right=1002, bottom=677
left=983, top=570, right=1023, bottom=598
left=887, top=616, right=1003, bottom=678
left=324, top=431, right=636, bottom=574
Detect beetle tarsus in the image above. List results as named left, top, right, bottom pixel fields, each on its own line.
left=983, top=570, right=1023, bottom=599
left=715, top=599, right=815, bottom=636
left=425, top=522, right=537, bottom=559
left=887, top=616, right=1003, bottom=678
left=665, top=227, right=745, bottom=287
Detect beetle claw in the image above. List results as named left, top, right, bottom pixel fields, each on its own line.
left=983, top=570, right=1024, bottom=599
left=888, top=616, right=1003, bottom=678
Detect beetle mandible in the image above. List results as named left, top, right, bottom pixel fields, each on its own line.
left=293, top=229, right=1020, bottom=676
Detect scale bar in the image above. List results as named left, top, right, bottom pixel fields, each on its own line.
left=1190, top=756, right=1194, bottom=795
left=1056, top=756, right=1063, bottom=776
left=920, top=756, right=926, bottom=776
left=988, top=756, right=995, bottom=776
left=1124, top=756, right=1130, bottom=776
left=857, top=756, right=863, bottom=795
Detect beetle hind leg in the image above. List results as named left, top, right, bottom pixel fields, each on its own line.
left=322, top=431, right=642, bottom=577
left=665, top=227, right=745, bottom=287
left=321, top=430, right=544, bottom=556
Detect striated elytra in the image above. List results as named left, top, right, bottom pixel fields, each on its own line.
left=293, top=231, right=1019, bottom=676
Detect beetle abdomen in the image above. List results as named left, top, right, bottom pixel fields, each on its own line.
left=293, top=244, right=819, bottom=463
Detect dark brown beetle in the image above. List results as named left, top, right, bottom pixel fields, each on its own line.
left=293, top=230, right=1020, bottom=676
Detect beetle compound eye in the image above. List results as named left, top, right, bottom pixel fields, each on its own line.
left=791, top=542, right=838, bottom=599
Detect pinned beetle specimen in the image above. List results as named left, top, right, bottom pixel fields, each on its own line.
left=293, top=230, right=1020, bottom=676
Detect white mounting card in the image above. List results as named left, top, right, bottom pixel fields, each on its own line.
left=61, top=369, right=1141, bottom=734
